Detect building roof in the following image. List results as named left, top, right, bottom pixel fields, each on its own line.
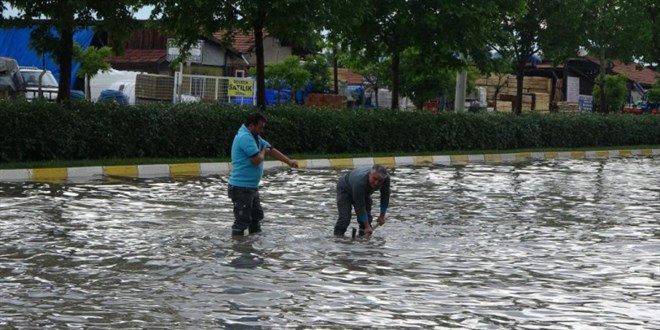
left=212, top=30, right=271, bottom=53
left=106, top=49, right=167, bottom=64
left=610, top=60, right=657, bottom=86
left=335, top=68, right=364, bottom=85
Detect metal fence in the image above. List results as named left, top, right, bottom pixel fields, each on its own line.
left=173, top=73, right=256, bottom=105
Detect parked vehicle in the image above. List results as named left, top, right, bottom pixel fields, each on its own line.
left=0, top=57, right=25, bottom=99
left=19, top=66, right=59, bottom=101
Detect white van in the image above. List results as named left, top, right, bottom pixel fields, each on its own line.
left=19, top=67, right=59, bottom=100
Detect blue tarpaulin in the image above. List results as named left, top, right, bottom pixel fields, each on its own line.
left=0, top=27, right=95, bottom=86
left=98, top=89, right=129, bottom=105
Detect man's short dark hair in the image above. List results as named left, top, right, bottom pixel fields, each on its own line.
left=245, top=112, right=266, bottom=126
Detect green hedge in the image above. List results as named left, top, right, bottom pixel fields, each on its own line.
left=1, top=100, right=659, bottom=162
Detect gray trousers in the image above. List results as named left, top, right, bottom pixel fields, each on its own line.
left=334, top=186, right=372, bottom=236
left=228, top=185, right=264, bottom=235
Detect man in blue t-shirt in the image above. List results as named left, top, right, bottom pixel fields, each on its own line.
left=228, top=113, right=298, bottom=236
left=334, top=164, right=391, bottom=237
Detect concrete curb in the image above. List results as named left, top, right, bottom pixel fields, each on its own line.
left=1, top=148, right=658, bottom=183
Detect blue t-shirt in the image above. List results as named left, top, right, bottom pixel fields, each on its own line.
left=228, top=124, right=271, bottom=188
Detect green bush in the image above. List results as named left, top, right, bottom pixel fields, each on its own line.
left=0, top=100, right=658, bottom=163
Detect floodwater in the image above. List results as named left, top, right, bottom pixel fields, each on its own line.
left=1, top=157, right=659, bottom=329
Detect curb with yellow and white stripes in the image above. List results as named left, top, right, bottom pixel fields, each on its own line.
left=1, top=148, right=658, bottom=183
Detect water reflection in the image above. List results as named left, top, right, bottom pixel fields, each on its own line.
left=1, top=158, right=659, bottom=329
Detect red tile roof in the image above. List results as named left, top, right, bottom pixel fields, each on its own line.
left=336, top=68, right=364, bottom=85
left=106, top=49, right=167, bottom=64
left=212, top=30, right=270, bottom=53
left=610, top=60, right=657, bottom=86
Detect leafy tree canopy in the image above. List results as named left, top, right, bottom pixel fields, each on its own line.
left=3, top=0, right=141, bottom=101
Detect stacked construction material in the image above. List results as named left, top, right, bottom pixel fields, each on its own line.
left=135, top=74, right=174, bottom=104
left=477, top=74, right=559, bottom=112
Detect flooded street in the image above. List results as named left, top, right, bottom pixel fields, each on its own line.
left=1, top=157, right=659, bottom=329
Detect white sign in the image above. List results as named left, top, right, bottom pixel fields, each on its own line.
left=578, top=95, right=593, bottom=112
left=167, top=39, right=203, bottom=63
left=566, top=76, right=580, bottom=102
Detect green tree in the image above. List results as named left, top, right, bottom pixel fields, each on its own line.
left=337, top=44, right=389, bottom=107
left=581, top=0, right=653, bottom=113
left=251, top=56, right=310, bottom=103
left=647, top=79, right=660, bottom=104
left=3, top=0, right=141, bottom=101
left=592, top=74, right=628, bottom=112
left=332, top=0, right=524, bottom=109
left=642, top=1, right=659, bottom=64
left=489, top=0, right=588, bottom=114
left=147, top=0, right=325, bottom=109
left=73, top=44, right=113, bottom=100
left=396, top=48, right=455, bottom=110
left=302, top=54, right=330, bottom=93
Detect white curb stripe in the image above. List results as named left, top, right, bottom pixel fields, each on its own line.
left=0, top=148, right=657, bottom=183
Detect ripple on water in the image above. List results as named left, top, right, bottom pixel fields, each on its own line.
left=0, top=158, right=659, bottom=328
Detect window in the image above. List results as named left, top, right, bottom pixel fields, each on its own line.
left=235, top=70, right=245, bottom=78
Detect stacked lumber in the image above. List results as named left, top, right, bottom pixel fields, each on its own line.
left=135, top=74, right=174, bottom=102
left=534, top=93, right=551, bottom=111
left=556, top=101, right=579, bottom=112
left=495, top=100, right=513, bottom=112
left=477, top=74, right=554, bottom=111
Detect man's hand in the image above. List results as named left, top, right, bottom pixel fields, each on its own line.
left=364, top=221, right=373, bottom=236
left=377, top=214, right=386, bottom=226
left=288, top=159, right=299, bottom=168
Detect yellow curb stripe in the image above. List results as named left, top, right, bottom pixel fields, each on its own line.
left=484, top=154, right=501, bottom=162
left=170, top=163, right=201, bottom=176
left=104, top=165, right=138, bottom=178
left=515, top=152, right=531, bottom=160
left=329, top=158, right=353, bottom=168
left=415, top=156, right=433, bottom=164
left=545, top=151, right=558, bottom=159
left=594, top=151, right=609, bottom=158
left=450, top=154, right=469, bottom=163
left=2, top=148, right=658, bottom=184
left=32, top=168, right=67, bottom=182
left=570, top=151, right=585, bottom=159
left=374, top=157, right=396, bottom=166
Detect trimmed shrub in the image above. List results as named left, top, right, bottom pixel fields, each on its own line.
left=0, top=101, right=658, bottom=163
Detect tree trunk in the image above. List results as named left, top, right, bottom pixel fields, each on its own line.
left=492, top=74, right=506, bottom=112
left=598, top=55, right=608, bottom=113
left=493, top=86, right=500, bottom=112
left=514, top=63, right=525, bottom=115
left=85, top=75, right=91, bottom=100
left=390, top=50, right=400, bottom=109
left=57, top=28, right=73, bottom=102
left=254, top=23, right=266, bottom=110
left=333, top=46, right=338, bottom=95
left=550, top=72, right=558, bottom=112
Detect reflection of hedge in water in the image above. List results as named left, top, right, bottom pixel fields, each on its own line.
left=1, top=101, right=659, bottom=162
